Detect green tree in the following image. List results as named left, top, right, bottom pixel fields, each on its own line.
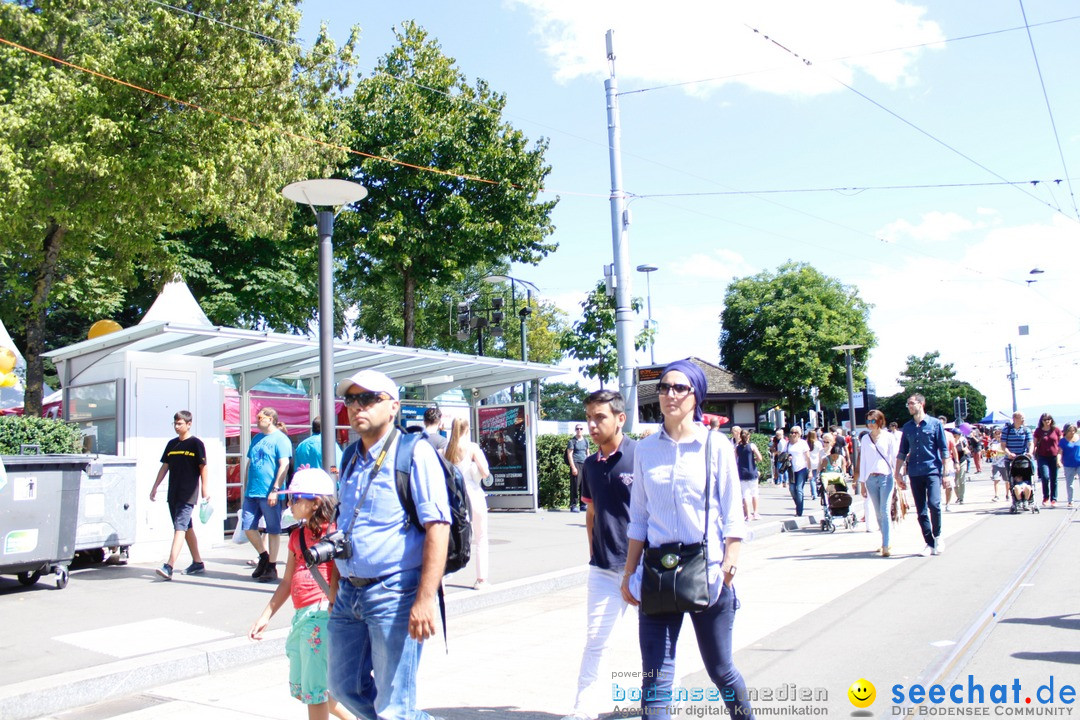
left=0, top=0, right=357, bottom=414
left=719, top=262, right=876, bottom=411
left=561, top=281, right=651, bottom=387
left=335, top=21, right=558, bottom=347
left=538, top=381, right=590, bottom=421
left=894, top=352, right=987, bottom=421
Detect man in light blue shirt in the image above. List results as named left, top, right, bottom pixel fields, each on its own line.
left=293, top=416, right=342, bottom=473
left=327, top=370, right=449, bottom=720
left=243, top=406, right=292, bottom=582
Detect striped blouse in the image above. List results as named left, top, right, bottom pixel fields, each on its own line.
left=627, top=425, right=746, bottom=603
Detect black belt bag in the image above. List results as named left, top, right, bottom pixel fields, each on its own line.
left=640, top=432, right=716, bottom=616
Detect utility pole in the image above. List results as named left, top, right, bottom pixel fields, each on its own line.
left=832, top=344, right=862, bottom=431
left=605, top=29, right=637, bottom=431
left=1006, top=344, right=1018, bottom=413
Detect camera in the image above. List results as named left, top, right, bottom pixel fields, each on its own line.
left=303, top=529, right=352, bottom=565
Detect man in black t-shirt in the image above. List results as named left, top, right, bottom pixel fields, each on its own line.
left=149, top=410, right=210, bottom=580
left=564, top=390, right=637, bottom=720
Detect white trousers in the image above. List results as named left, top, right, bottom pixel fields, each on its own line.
left=464, top=481, right=489, bottom=582
left=572, top=565, right=633, bottom=718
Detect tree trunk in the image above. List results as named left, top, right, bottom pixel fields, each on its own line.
left=402, top=272, right=416, bottom=347
left=24, top=223, right=67, bottom=417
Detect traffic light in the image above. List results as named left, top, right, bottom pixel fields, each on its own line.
left=954, top=397, right=968, bottom=421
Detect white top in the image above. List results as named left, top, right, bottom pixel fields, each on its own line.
left=448, top=440, right=483, bottom=490
left=787, top=439, right=811, bottom=472
left=628, top=426, right=746, bottom=604
left=808, top=443, right=826, bottom=469
left=858, top=431, right=899, bottom=479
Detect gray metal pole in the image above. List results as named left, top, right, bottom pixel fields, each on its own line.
left=845, top=349, right=857, bottom=431
left=1006, top=344, right=1018, bottom=413
left=645, top=271, right=655, bottom=365
left=316, top=210, right=337, bottom=474
left=605, top=30, right=637, bottom=430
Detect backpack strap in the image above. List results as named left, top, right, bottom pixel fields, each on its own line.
left=392, top=432, right=451, bottom=650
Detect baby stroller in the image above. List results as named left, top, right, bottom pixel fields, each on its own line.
left=818, top=471, right=859, bottom=532
left=1008, top=454, right=1039, bottom=514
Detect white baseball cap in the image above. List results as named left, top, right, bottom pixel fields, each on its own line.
left=335, top=369, right=400, bottom=400
left=278, top=468, right=335, bottom=497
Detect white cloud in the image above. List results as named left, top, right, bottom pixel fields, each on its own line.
left=511, top=0, right=944, bottom=96
left=878, top=211, right=979, bottom=244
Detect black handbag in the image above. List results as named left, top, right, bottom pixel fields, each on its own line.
left=640, top=432, right=714, bottom=616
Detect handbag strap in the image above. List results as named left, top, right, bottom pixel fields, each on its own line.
left=702, top=430, right=713, bottom=548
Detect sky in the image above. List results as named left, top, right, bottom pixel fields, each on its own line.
left=296, top=0, right=1080, bottom=421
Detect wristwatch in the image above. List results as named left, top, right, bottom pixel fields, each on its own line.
left=723, top=565, right=737, bottom=577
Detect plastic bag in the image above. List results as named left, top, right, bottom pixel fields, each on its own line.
left=199, top=499, right=213, bottom=523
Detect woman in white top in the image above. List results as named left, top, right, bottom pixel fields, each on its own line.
left=854, top=409, right=899, bottom=557
left=443, top=417, right=491, bottom=589
left=620, top=359, right=752, bottom=720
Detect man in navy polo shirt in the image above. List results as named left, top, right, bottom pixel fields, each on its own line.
left=562, top=390, right=637, bottom=720
left=894, top=394, right=951, bottom=556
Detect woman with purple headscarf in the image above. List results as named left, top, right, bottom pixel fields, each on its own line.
left=620, top=359, right=754, bottom=720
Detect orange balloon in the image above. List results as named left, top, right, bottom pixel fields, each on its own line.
left=0, top=347, right=14, bottom=374
left=88, top=319, right=123, bottom=339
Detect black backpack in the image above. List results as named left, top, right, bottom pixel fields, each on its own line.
left=776, top=451, right=792, bottom=473
left=395, top=430, right=472, bottom=574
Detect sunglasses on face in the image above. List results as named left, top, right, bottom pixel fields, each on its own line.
left=343, top=391, right=388, bottom=408
left=290, top=493, right=324, bottom=501
left=657, top=382, right=694, bottom=398
left=868, top=419, right=877, bottom=425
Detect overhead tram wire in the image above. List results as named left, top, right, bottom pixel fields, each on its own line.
left=1017, top=0, right=1080, bottom=221
left=629, top=177, right=1075, bottom=199
left=741, top=23, right=1079, bottom=225
left=618, top=14, right=1080, bottom=97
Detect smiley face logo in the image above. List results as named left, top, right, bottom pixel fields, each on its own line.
left=848, top=678, right=876, bottom=708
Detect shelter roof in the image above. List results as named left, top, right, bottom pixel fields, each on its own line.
left=45, top=322, right=564, bottom=399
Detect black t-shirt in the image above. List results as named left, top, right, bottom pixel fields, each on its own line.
left=161, top=436, right=207, bottom=504
left=581, top=437, right=637, bottom=571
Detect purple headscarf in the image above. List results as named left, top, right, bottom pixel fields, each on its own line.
left=661, top=359, right=707, bottom=422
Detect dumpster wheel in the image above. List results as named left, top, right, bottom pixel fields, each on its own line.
left=17, top=570, right=41, bottom=587
left=54, top=566, right=69, bottom=589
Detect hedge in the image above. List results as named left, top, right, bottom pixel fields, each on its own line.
left=0, top=415, right=83, bottom=455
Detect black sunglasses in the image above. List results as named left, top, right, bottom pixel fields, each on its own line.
left=343, top=391, right=388, bottom=408
left=657, top=382, right=694, bottom=397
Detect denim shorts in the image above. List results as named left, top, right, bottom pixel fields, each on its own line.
left=286, top=603, right=331, bottom=704
left=241, top=496, right=282, bottom=534
left=168, top=500, right=195, bottom=532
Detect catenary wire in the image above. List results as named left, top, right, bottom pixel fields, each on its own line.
left=1016, top=0, right=1080, bottom=221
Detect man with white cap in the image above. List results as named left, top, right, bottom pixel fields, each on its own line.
left=326, top=369, right=451, bottom=720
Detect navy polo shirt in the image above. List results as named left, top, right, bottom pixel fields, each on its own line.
left=897, top=416, right=948, bottom=477
left=581, top=436, right=637, bottom=571
left=1002, top=424, right=1032, bottom=455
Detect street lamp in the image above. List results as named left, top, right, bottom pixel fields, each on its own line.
left=831, top=344, right=863, bottom=431
left=636, top=264, right=658, bottom=365
left=483, top=274, right=540, bottom=404
left=281, top=179, right=368, bottom=474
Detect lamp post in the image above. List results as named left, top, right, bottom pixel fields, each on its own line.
left=636, top=264, right=658, bottom=365
left=281, top=179, right=368, bottom=474
left=483, top=274, right=540, bottom=405
left=831, top=344, right=863, bottom=431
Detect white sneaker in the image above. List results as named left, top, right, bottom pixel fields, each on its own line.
left=936, top=538, right=944, bottom=554
left=931, top=546, right=940, bottom=556
left=919, top=545, right=933, bottom=557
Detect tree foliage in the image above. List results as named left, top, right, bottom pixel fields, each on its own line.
left=538, top=381, right=590, bottom=421
left=0, top=0, right=357, bottom=413
left=719, top=262, right=876, bottom=410
left=561, top=281, right=651, bottom=388
left=335, top=21, right=558, bottom=347
left=888, top=352, right=988, bottom=422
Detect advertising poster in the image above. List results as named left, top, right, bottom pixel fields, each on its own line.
left=476, top=404, right=528, bottom=493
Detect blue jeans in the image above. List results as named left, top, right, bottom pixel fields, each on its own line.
left=808, top=469, right=819, bottom=499
left=864, top=473, right=894, bottom=548
left=327, top=569, right=435, bottom=720
left=788, top=468, right=808, bottom=516
left=908, top=474, right=941, bottom=549
left=1036, top=456, right=1058, bottom=502
left=639, top=583, right=753, bottom=719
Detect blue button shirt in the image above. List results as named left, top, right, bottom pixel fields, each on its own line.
left=334, top=430, right=450, bottom=579
left=897, top=416, right=948, bottom=477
